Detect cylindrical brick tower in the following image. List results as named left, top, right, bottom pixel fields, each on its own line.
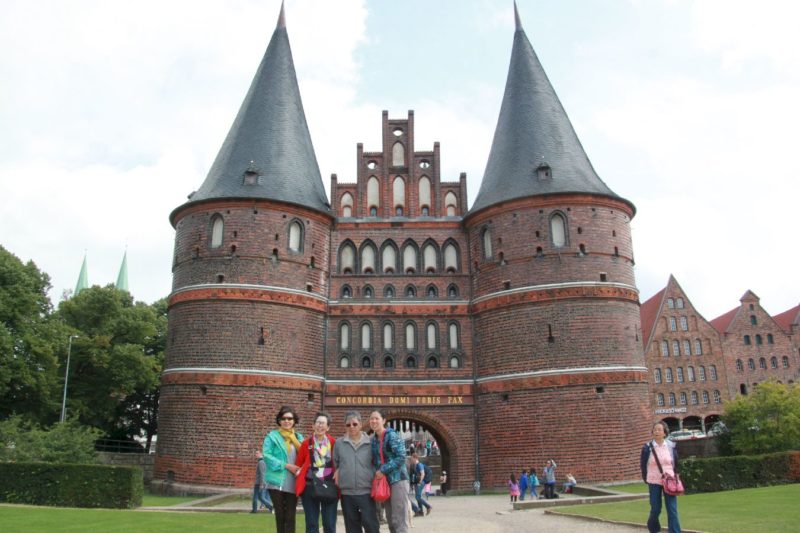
left=463, top=7, right=650, bottom=485
left=154, top=6, right=333, bottom=489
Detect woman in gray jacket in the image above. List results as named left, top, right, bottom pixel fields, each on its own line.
left=333, top=411, right=379, bottom=533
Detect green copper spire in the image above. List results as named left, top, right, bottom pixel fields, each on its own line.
left=116, top=251, right=129, bottom=292
left=74, top=255, right=89, bottom=296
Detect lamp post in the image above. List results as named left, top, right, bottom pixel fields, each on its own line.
left=60, top=335, right=78, bottom=423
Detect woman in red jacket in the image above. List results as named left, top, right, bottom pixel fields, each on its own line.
left=296, top=412, right=338, bottom=533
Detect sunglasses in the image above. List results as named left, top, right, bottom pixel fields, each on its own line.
left=280, top=417, right=295, bottom=422
left=345, top=422, right=360, bottom=427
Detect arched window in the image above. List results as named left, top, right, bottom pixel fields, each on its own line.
left=680, top=392, right=687, bottom=405
left=288, top=220, right=303, bottom=252
left=449, top=355, right=460, bottom=368
left=367, top=176, right=380, bottom=214
left=702, top=391, right=709, bottom=404
left=767, top=333, right=774, bottom=344
left=694, top=339, right=703, bottom=355
left=448, top=323, right=459, bottom=350
left=654, top=368, right=662, bottom=384
left=405, top=323, right=416, bottom=349
left=676, top=367, right=684, bottom=383
left=405, top=285, right=416, bottom=298
left=392, top=142, right=405, bottom=167
left=755, top=334, right=763, bottom=345
left=427, top=355, right=439, bottom=368
left=550, top=213, right=566, bottom=247
left=383, top=323, right=394, bottom=350
left=668, top=392, right=676, bottom=406
left=405, top=356, right=417, bottom=368
left=676, top=298, right=685, bottom=309
left=403, top=243, right=418, bottom=273
left=710, top=365, right=717, bottom=380
left=667, top=298, right=675, bottom=309
left=481, top=227, right=492, bottom=259
left=744, top=335, right=751, bottom=345
left=363, top=286, right=373, bottom=298
left=341, top=192, right=353, bottom=217
left=361, top=323, right=372, bottom=351
left=447, top=284, right=459, bottom=299
left=426, top=323, right=437, bottom=350
left=443, top=243, right=458, bottom=272
left=340, top=323, right=350, bottom=351
left=426, top=285, right=437, bottom=298
left=361, top=242, right=376, bottom=274
left=656, top=393, right=665, bottom=406
left=381, top=241, right=397, bottom=273
left=736, top=359, right=743, bottom=372
left=661, top=340, right=669, bottom=357
left=683, top=339, right=691, bottom=356
left=384, top=285, right=395, bottom=298
left=418, top=176, right=431, bottom=214
left=361, top=355, right=372, bottom=368
left=783, top=356, right=790, bottom=368
left=691, top=391, right=699, bottom=404
left=339, top=355, right=350, bottom=368
left=393, top=176, right=405, bottom=213
left=748, top=358, right=755, bottom=370
left=672, top=340, right=680, bottom=356
left=713, top=390, right=721, bottom=404
left=210, top=215, right=224, bottom=248
left=759, top=357, right=766, bottom=369
left=423, top=243, right=437, bottom=273
left=445, top=191, right=458, bottom=216
left=384, top=355, right=394, bottom=368
left=341, top=285, right=352, bottom=298
left=669, top=317, right=677, bottom=331
left=750, top=315, right=757, bottom=325
left=699, top=366, right=706, bottom=381
left=771, top=356, right=778, bottom=369
left=340, top=242, right=356, bottom=274
left=665, top=368, right=673, bottom=383
left=687, top=366, right=695, bottom=382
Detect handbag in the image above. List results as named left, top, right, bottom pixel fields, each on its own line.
left=309, top=475, right=339, bottom=503
left=371, top=432, right=392, bottom=503
left=649, top=443, right=685, bottom=496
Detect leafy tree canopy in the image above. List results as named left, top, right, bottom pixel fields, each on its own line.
left=0, top=415, right=102, bottom=463
left=722, top=381, right=800, bottom=455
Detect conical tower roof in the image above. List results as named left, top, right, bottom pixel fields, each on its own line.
left=172, top=4, right=330, bottom=223
left=74, top=255, right=88, bottom=296
left=116, top=251, right=129, bottom=292
left=469, top=5, right=633, bottom=216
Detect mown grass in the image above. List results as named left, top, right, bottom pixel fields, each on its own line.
left=141, top=491, right=202, bottom=507
left=600, top=482, right=649, bottom=494
left=556, top=483, right=800, bottom=533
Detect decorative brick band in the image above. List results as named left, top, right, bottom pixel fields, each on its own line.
left=171, top=198, right=334, bottom=227
left=329, top=301, right=470, bottom=316
left=464, top=193, right=635, bottom=226
left=161, top=369, right=324, bottom=390
left=168, top=284, right=328, bottom=312
left=476, top=367, right=648, bottom=394
left=471, top=282, right=639, bottom=314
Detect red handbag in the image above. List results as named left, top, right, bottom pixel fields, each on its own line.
left=650, top=443, right=685, bottom=496
left=371, top=432, right=392, bottom=503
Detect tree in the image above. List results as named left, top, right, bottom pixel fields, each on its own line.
left=0, top=245, right=67, bottom=422
left=0, top=415, right=102, bottom=463
left=722, top=381, right=800, bottom=455
left=56, top=286, right=164, bottom=447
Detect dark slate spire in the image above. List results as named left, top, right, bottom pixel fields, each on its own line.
left=469, top=8, right=632, bottom=215
left=175, top=4, right=330, bottom=219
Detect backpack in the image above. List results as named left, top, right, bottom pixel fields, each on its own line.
left=423, top=463, right=433, bottom=484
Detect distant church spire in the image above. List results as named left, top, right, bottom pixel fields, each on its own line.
left=172, top=2, right=329, bottom=223
left=469, top=4, right=632, bottom=216
left=74, top=254, right=89, bottom=296
left=116, top=251, right=129, bottom=292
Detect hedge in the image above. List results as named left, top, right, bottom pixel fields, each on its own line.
left=681, top=450, right=800, bottom=493
left=0, top=462, right=143, bottom=508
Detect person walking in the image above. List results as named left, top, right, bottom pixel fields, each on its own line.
left=641, top=422, right=682, bottom=533
left=369, top=409, right=410, bottom=533
left=263, top=406, right=303, bottom=533
left=528, top=468, right=539, bottom=499
left=410, top=453, right=432, bottom=516
left=333, top=411, right=379, bottom=533
left=296, top=412, right=338, bottom=533
left=518, top=468, right=528, bottom=501
left=252, top=450, right=274, bottom=513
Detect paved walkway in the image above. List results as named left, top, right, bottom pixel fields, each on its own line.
left=202, top=493, right=646, bottom=532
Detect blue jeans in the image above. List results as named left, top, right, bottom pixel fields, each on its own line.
left=252, top=484, right=272, bottom=512
left=341, top=493, right=380, bottom=533
left=531, top=485, right=539, bottom=498
left=520, top=486, right=526, bottom=500
left=414, top=482, right=431, bottom=511
left=301, top=487, right=338, bottom=533
left=647, top=483, right=681, bottom=533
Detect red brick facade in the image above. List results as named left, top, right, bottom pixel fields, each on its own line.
left=155, top=111, right=650, bottom=491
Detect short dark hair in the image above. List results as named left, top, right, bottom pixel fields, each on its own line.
left=315, top=411, right=332, bottom=426
left=275, top=405, right=299, bottom=426
left=653, top=421, right=670, bottom=436
left=370, top=408, right=387, bottom=420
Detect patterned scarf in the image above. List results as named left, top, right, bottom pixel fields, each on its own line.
left=312, top=435, right=332, bottom=479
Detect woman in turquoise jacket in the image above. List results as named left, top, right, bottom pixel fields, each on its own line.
left=263, top=405, right=304, bottom=533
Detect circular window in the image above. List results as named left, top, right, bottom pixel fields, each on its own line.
left=367, top=160, right=377, bottom=170
left=392, top=128, right=403, bottom=137
left=419, top=159, right=430, bottom=169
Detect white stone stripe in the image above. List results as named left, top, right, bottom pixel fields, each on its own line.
left=475, top=365, right=648, bottom=384
left=325, top=379, right=474, bottom=386
left=162, top=367, right=325, bottom=382
left=170, top=283, right=328, bottom=302
left=329, top=300, right=469, bottom=306
left=471, top=281, right=638, bottom=305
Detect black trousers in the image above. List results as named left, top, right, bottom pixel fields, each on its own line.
left=269, top=489, right=298, bottom=533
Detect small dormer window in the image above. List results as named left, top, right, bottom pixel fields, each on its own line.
left=243, top=169, right=261, bottom=185
left=536, top=163, right=551, bottom=180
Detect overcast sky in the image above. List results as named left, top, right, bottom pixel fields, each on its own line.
left=2, top=0, right=797, bottom=321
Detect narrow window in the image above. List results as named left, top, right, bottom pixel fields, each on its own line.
left=418, top=177, right=432, bottom=215
left=755, top=334, right=763, bottom=345
left=361, top=244, right=376, bottom=274
left=759, top=357, right=766, bottom=369
left=656, top=393, right=665, bottom=407
left=481, top=227, right=492, bottom=259
left=449, top=323, right=459, bottom=350
left=748, top=358, right=755, bottom=370
left=423, top=244, right=437, bottom=273
left=672, top=340, right=680, bottom=356
left=211, top=215, right=224, bottom=248
left=342, top=286, right=352, bottom=298
left=288, top=220, right=303, bottom=252
left=340, top=323, right=350, bottom=350
left=713, top=390, right=721, bottom=404
left=710, top=365, right=717, bottom=380
left=680, top=392, right=687, bottom=405
left=550, top=213, right=566, bottom=247
left=680, top=316, right=688, bottom=331
left=770, top=356, right=777, bottom=369
left=676, top=367, right=684, bottom=383
left=393, top=176, right=405, bottom=213
left=427, top=323, right=437, bottom=350
left=403, top=244, right=417, bottom=273
left=694, top=339, right=703, bottom=355
left=744, top=335, right=751, bottom=345
left=367, top=176, right=380, bottom=214
left=699, top=366, right=706, bottom=381
left=783, top=356, right=789, bottom=368
left=444, top=243, right=458, bottom=272
left=702, top=391, right=709, bottom=404
left=341, top=192, right=353, bottom=218
left=676, top=298, right=685, bottom=309
left=736, top=359, right=743, bottom=372
left=382, top=243, right=397, bottom=273
left=405, top=323, right=416, bottom=349
left=361, top=323, right=372, bottom=351
left=767, top=334, right=774, bottom=344
left=668, top=393, right=676, bottom=406
left=750, top=315, right=757, bottom=325
left=654, top=368, right=662, bottom=383
left=669, top=317, right=677, bottom=331
left=384, top=323, right=393, bottom=350
left=392, top=142, right=405, bottom=167
left=661, top=340, right=669, bottom=357
left=665, top=368, right=673, bottom=383
left=687, top=366, right=695, bottom=381
left=683, top=339, right=691, bottom=356
left=340, top=243, right=356, bottom=274
left=667, top=298, right=674, bottom=309
left=691, top=391, right=698, bottom=405
left=445, top=191, right=458, bottom=216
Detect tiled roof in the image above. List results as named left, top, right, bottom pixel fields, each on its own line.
left=710, top=307, right=739, bottom=335
left=774, top=304, right=800, bottom=333
left=639, top=287, right=666, bottom=348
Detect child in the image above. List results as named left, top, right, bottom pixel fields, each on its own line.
left=508, top=473, right=520, bottom=503
left=528, top=468, right=540, bottom=499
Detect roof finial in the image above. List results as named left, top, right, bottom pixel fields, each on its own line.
left=277, top=0, right=286, bottom=29
left=514, top=1, right=522, bottom=31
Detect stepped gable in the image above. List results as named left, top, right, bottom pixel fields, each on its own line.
left=469, top=4, right=631, bottom=216
left=172, top=3, right=330, bottom=222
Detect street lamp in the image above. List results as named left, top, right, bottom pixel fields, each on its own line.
left=60, top=334, right=78, bottom=423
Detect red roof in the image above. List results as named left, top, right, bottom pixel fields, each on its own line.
left=774, top=304, right=800, bottom=333
left=640, top=287, right=666, bottom=348
left=710, top=307, right=738, bottom=334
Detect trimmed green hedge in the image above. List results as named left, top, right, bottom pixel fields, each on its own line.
left=681, top=450, right=800, bottom=493
left=0, top=462, right=143, bottom=508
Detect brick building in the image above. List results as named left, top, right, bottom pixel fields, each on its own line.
left=154, top=4, right=650, bottom=492
left=641, top=278, right=800, bottom=432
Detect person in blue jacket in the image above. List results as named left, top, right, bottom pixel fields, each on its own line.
left=369, top=409, right=410, bottom=533
left=518, top=469, right=529, bottom=500
left=263, top=405, right=304, bottom=533
left=640, top=421, right=682, bottom=533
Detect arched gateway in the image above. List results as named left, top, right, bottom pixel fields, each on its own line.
left=154, top=4, right=649, bottom=493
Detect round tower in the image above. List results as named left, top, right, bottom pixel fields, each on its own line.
left=154, top=6, right=333, bottom=489
left=463, top=6, right=650, bottom=485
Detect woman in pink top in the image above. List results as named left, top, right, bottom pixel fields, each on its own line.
left=639, top=422, right=682, bottom=533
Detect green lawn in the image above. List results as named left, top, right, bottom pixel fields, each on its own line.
left=0, top=505, right=304, bottom=532
left=600, top=482, right=648, bottom=494
left=141, top=492, right=202, bottom=507
left=557, top=484, right=800, bottom=533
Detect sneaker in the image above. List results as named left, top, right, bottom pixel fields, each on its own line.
left=426, top=507, right=432, bottom=516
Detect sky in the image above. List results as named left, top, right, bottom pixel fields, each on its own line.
left=1, top=0, right=798, bottom=321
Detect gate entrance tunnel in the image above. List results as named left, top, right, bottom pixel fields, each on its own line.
left=386, top=417, right=450, bottom=495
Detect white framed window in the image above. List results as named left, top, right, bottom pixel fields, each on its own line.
left=211, top=215, right=224, bottom=248
left=673, top=340, right=680, bottom=356
left=710, top=365, right=717, bottom=380
left=669, top=317, right=677, bottom=331
left=680, top=392, right=687, bottom=405
left=713, top=390, right=721, bottom=404
left=694, top=339, right=703, bottom=355
left=680, top=316, right=688, bottom=331
left=657, top=393, right=665, bottom=406
left=676, top=367, right=684, bottom=383
left=688, top=366, right=696, bottom=382
left=683, top=339, right=692, bottom=356
left=340, top=323, right=350, bottom=350
left=699, top=366, right=706, bottom=381
left=367, top=176, right=380, bottom=213
left=393, top=176, right=405, bottom=212
left=288, top=221, right=303, bottom=252
left=702, top=391, right=709, bottom=404
left=405, top=323, right=416, bottom=349
left=361, top=323, right=372, bottom=351
left=665, top=368, right=673, bottom=383
left=661, top=340, right=669, bottom=357
left=449, top=323, right=459, bottom=350
left=691, top=391, right=699, bottom=405
left=426, top=323, right=437, bottom=350
left=550, top=213, right=566, bottom=247
left=654, top=368, right=662, bottom=384
left=383, top=323, right=393, bottom=350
